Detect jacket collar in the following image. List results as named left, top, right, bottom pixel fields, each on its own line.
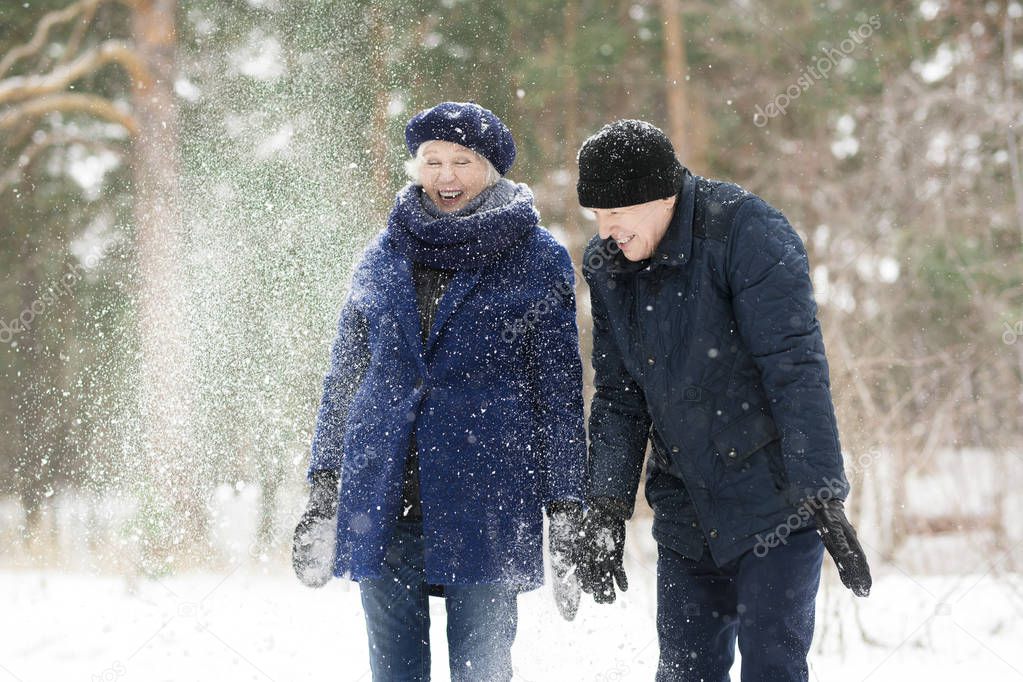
left=383, top=231, right=487, bottom=363
left=608, top=167, right=695, bottom=275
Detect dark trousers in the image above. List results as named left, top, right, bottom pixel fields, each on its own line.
left=655, top=526, right=824, bottom=682
left=358, top=520, right=518, bottom=681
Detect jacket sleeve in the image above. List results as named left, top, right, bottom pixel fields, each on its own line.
left=524, top=248, right=587, bottom=508
left=307, top=295, right=371, bottom=481
left=727, top=197, right=849, bottom=503
left=584, top=269, right=652, bottom=518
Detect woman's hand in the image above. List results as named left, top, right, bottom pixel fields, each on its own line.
left=547, top=500, right=584, bottom=621
left=292, top=470, right=340, bottom=588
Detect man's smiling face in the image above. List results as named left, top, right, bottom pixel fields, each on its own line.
left=590, top=196, right=677, bottom=261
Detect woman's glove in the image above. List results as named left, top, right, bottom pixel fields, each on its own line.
left=292, top=470, right=339, bottom=588
left=547, top=500, right=584, bottom=621
left=577, top=497, right=629, bottom=604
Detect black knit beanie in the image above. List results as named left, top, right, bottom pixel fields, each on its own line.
left=576, top=119, right=684, bottom=209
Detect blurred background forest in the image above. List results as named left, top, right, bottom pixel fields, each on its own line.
left=1, top=0, right=1022, bottom=597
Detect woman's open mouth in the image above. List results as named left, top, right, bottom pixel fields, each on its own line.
left=437, top=189, right=464, bottom=207
left=616, top=234, right=635, bottom=247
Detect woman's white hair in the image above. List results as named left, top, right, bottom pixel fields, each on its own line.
left=403, top=140, right=501, bottom=187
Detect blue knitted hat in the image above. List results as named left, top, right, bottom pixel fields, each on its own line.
left=405, top=102, right=517, bottom=175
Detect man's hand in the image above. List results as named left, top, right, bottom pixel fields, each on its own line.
left=577, top=497, right=629, bottom=604
left=811, top=497, right=871, bottom=597
left=547, top=500, right=584, bottom=621
left=292, top=470, right=339, bottom=588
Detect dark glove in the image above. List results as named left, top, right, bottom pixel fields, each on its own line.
left=577, top=497, right=629, bottom=604
left=547, top=500, right=583, bottom=621
left=292, top=469, right=339, bottom=588
left=811, top=497, right=871, bottom=597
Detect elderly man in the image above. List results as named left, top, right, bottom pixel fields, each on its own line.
left=573, top=119, right=871, bottom=682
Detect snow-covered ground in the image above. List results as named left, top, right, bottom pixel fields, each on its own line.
left=4, top=548, right=1022, bottom=681
left=4, top=476, right=1022, bottom=681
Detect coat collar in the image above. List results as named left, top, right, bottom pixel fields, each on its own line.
left=426, top=268, right=483, bottom=353
left=609, top=167, right=695, bottom=276
left=651, top=167, right=695, bottom=268
left=384, top=237, right=487, bottom=362
left=387, top=256, right=430, bottom=372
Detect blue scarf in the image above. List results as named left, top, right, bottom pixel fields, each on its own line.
left=386, top=179, right=539, bottom=270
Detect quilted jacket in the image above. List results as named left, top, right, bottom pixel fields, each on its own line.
left=583, top=168, right=849, bottom=565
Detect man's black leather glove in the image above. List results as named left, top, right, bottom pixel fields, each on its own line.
left=811, top=497, right=871, bottom=597
left=547, top=500, right=583, bottom=621
left=577, top=497, right=629, bottom=604
left=292, top=469, right=339, bottom=588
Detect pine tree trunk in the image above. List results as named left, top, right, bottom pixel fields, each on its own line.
left=659, top=0, right=706, bottom=170
left=129, top=0, right=199, bottom=572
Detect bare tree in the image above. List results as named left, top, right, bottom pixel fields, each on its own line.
left=1, top=0, right=199, bottom=570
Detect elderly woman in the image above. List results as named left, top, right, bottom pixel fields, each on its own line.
left=292, top=101, right=587, bottom=681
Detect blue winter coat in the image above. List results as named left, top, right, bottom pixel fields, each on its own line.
left=583, top=169, right=849, bottom=566
left=308, top=181, right=586, bottom=589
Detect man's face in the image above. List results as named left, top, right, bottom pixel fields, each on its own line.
left=590, top=196, right=677, bottom=261
left=419, top=140, right=491, bottom=213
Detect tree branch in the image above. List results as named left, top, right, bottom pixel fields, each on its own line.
left=0, top=92, right=138, bottom=136
left=0, top=0, right=106, bottom=78
left=0, top=40, right=150, bottom=106
left=1003, top=7, right=1023, bottom=245
left=54, top=0, right=100, bottom=71
left=0, top=130, right=123, bottom=195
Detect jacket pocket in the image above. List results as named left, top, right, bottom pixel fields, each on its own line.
left=644, top=471, right=697, bottom=523
left=710, top=407, right=780, bottom=468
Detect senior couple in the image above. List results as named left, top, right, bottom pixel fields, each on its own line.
left=292, top=102, right=871, bottom=682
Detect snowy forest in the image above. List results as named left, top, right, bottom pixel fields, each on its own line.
left=1, top=0, right=1022, bottom=680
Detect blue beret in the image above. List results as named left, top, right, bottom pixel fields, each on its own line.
left=405, top=101, right=517, bottom=175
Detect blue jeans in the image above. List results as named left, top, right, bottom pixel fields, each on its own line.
left=359, top=520, right=518, bottom=681
left=655, top=526, right=824, bottom=682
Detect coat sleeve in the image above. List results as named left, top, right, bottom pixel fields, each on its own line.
left=584, top=269, right=652, bottom=517
left=524, top=247, right=587, bottom=507
left=727, top=197, right=849, bottom=503
left=307, top=294, right=371, bottom=481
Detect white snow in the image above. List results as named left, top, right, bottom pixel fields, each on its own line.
left=254, top=123, right=294, bottom=160
left=4, top=519, right=1021, bottom=681
left=913, top=43, right=958, bottom=84
left=64, top=144, right=122, bottom=201
left=918, top=0, right=943, bottom=21
left=231, top=32, right=286, bottom=82
left=174, top=77, right=201, bottom=103
left=5, top=450, right=1020, bottom=680
left=830, top=115, right=859, bottom=160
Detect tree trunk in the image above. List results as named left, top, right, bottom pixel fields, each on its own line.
left=659, top=0, right=706, bottom=171
left=129, top=0, right=199, bottom=572
left=369, top=4, right=392, bottom=218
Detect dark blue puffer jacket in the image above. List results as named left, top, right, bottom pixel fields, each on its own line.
left=583, top=168, right=849, bottom=565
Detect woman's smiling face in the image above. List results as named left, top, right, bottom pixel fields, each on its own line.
left=419, top=141, right=491, bottom=213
